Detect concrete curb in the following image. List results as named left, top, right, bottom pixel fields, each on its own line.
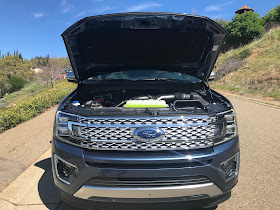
left=0, top=148, right=61, bottom=210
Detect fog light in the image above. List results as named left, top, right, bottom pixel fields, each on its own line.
left=226, top=125, right=235, bottom=133
left=72, top=125, right=81, bottom=137
left=57, top=127, right=68, bottom=136
left=54, top=154, right=77, bottom=185
left=221, top=152, right=239, bottom=181
left=214, top=123, right=224, bottom=136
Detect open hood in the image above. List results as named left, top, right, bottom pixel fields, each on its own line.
left=62, top=12, right=227, bottom=82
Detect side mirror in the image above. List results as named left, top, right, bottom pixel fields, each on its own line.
left=208, top=72, right=216, bottom=81
left=66, top=72, right=77, bottom=83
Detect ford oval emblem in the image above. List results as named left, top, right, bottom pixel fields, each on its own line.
left=133, top=127, right=165, bottom=141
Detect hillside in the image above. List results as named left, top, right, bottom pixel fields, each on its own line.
left=212, top=27, right=280, bottom=100
left=0, top=79, right=76, bottom=133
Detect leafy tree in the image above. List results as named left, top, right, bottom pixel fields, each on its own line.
left=214, top=18, right=230, bottom=29
left=263, top=4, right=280, bottom=23
left=226, top=12, right=265, bottom=46
left=0, top=55, right=33, bottom=97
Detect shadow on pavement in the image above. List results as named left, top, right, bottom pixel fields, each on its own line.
left=35, top=158, right=80, bottom=210
left=35, top=158, right=61, bottom=209
left=34, top=158, right=217, bottom=210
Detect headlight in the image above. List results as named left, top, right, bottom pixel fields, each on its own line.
left=224, top=110, right=237, bottom=139
left=54, top=111, right=78, bottom=140
left=214, top=110, right=237, bottom=145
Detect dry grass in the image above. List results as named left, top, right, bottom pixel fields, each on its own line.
left=212, top=27, right=280, bottom=100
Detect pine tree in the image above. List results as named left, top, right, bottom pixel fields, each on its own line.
left=19, top=53, right=23, bottom=60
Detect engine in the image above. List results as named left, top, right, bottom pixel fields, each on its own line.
left=62, top=87, right=230, bottom=115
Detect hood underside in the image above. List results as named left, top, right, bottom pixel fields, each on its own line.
left=62, top=12, right=227, bottom=82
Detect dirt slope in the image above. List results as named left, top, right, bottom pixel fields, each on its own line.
left=212, top=27, right=280, bottom=100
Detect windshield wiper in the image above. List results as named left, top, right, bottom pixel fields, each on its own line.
left=89, top=78, right=133, bottom=82
left=144, top=78, right=197, bottom=83
left=102, top=78, right=131, bottom=81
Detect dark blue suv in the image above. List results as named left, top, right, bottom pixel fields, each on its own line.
left=52, top=12, right=239, bottom=209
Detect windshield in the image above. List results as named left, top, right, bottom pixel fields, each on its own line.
left=86, top=70, right=201, bottom=83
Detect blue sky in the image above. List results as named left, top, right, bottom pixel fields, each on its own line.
left=0, top=0, right=278, bottom=59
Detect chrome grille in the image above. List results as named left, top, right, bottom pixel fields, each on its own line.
left=77, top=125, right=216, bottom=141
left=68, top=116, right=224, bottom=151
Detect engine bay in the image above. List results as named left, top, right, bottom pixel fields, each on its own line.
left=61, top=85, right=231, bottom=116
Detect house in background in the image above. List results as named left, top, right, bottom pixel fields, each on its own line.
left=31, top=66, right=43, bottom=73
left=60, top=67, right=72, bottom=74
left=235, top=5, right=254, bottom=14
left=55, top=66, right=72, bottom=80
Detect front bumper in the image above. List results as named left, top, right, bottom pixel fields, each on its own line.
left=52, top=136, right=239, bottom=205
left=74, top=182, right=222, bottom=200
left=61, top=191, right=231, bottom=210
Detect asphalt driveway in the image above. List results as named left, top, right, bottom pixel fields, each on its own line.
left=0, top=96, right=279, bottom=210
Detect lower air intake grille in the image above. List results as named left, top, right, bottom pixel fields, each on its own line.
left=85, top=176, right=212, bottom=188
left=81, top=139, right=214, bottom=150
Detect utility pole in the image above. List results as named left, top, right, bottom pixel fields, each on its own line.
left=192, top=8, right=195, bottom=15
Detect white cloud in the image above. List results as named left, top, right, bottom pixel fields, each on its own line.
left=61, top=0, right=66, bottom=6
left=33, top=12, right=46, bottom=18
left=73, top=6, right=115, bottom=18
left=127, top=3, right=161, bottom=12
left=74, top=11, right=86, bottom=18
left=91, top=6, right=115, bottom=13
left=205, top=2, right=233, bottom=12
left=61, top=0, right=73, bottom=13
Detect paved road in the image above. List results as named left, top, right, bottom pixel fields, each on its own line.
left=218, top=97, right=280, bottom=210
left=0, top=107, right=57, bottom=192
left=0, top=97, right=279, bottom=209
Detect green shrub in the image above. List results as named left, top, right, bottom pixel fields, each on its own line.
left=263, top=4, right=280, bottom=23
left=8, top=76, right=27, bottom=92
left=0, top=80, right=76, bottom=133
left=233, top=48, right=252, bottom=59
left=0, top=76, right=11, bottom=98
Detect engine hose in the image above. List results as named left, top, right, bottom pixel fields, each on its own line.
left=131, top=95, right=152, bottom=100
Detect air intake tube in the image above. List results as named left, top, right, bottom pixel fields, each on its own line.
left=131, top=93, right=193, bottom=101
left=157, top=93, right=193, bottom=100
